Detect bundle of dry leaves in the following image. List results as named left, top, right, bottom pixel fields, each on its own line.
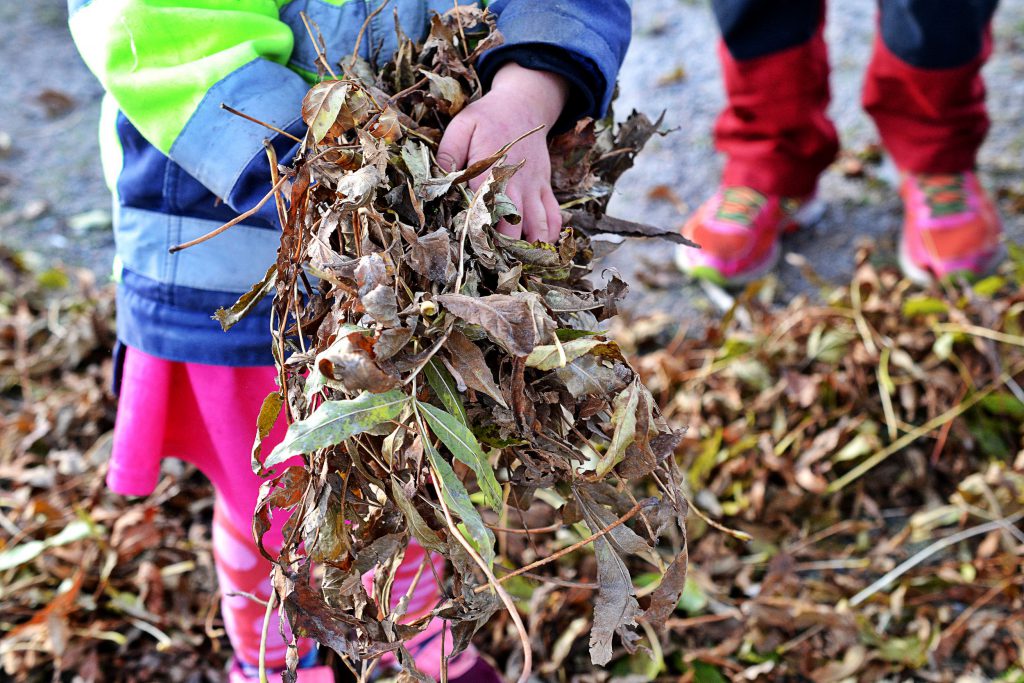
left=207, top=8, right=689, bottom=681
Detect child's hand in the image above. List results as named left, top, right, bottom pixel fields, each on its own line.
left=438, top=63, right=569, bottom=243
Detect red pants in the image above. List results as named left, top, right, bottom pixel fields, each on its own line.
left=713, top=0, right=997, bottom=197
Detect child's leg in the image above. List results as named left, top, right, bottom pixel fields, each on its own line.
left=862, top=0, right=999, bottom=173
left=710, top=0, right=838, bottom=198
left=163, top=362, right=316, bottom=670
left=176, top=362, right=474, bottom=679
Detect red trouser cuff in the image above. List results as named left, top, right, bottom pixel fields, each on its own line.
left=714, top=25, right=838, bottom=198
left=862, top=33, right=990, bottom=174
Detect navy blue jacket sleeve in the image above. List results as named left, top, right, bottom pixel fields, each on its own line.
left=479, top=0, right=632, bottom=126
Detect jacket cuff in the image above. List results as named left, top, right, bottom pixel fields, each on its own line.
left=480, top=1, right=629, bottom=123
left=476, top=45, right=602, bottom=134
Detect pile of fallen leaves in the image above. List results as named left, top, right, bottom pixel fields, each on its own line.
left=209, top=8, right=691, bottom=681
left=0, top=249, right=233, bottom=682
left=615, top=245, right=1024, bottom=681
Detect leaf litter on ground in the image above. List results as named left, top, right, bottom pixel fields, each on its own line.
left=0, top=247, right=234, bottom=682
left=613, top=243, right=1024, bottom=681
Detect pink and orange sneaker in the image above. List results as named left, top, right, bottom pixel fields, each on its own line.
left=899, top=171, right=1003, bottom=284
left=675, top=186, right=820, bottom=287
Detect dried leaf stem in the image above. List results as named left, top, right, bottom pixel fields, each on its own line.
left=168, top=174, right=289, bottom=253
left=299, top=11, right=338, bottom=80
left=221, top=103, right=302, bottom=143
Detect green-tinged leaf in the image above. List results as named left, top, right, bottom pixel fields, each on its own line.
left=0, top=519, right=99, bottom=571
left=37, top=268, right=70, bottom=289
left=418, top=400, right=502, bottom=511
left=304, top=370, right=326, bottom=404
left=980, top=392, right=1024, bottom=419
left=266, top=390, right=408, bottom=467
left=973, top=275, right=1005, bottom=297
left=401, top=139, right=431, bottom=187
left=213, top=264, right=277, bottom=331
left=251, top=391, right=284, bottom=473
left=693, top=661, right=728, bottom=683
left=301, top=80, right=352, bottom=143
left=806, top=325, right=855, bottom=364
left=424, top=359, right=467, bottom=424
left=933, top=331, right=955, bottom=360
left=677, top=576, right=707, bottom=615
left=902, top=295, right=948, bottom=317
left=595, top=382, right=640, bottom=477
left=555, top=328, right=599, bottom=342
left=423, top=436, right=495, bottom=566
left=526, top=338, right=606, bottom=371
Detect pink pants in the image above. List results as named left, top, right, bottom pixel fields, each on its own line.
left=109, top=347, right=474, bottom=677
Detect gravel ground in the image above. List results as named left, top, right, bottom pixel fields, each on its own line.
left=0, top=1, right=110, bottom=272
left=2, top=0, right=1023, bottom=317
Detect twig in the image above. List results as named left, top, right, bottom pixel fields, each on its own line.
left=221, top=103, right=302, bottom=143
left=349, top=0, right=390, bottom=71
left=474, top=499, right=654, bottom=594
left=264, top=141, right=289, bottom=230
left=665, top=613, right=741, bottom=631
left=258, top=587, right=278, bottom=683
left=935, top=322, right=1024, bottom=348
left=484, top=521, right=563, bottom=535
left=299, top=11, right=338, bottom=79
left=168, top=175, right=289, bottom=253
left=391, top=75, right=429, bottom=102
left=679, top=487, right=752, bottom=542
left=848, top=512, right=1024, bottom=607
left=226, top=590, right=270, bottom=607
left=427, top=456, right=533, bottom=683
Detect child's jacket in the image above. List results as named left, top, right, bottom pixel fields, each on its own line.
left=68, top=0, right=631, bottom=365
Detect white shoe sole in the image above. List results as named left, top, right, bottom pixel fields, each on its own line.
left=898, top=238, right=1005, bottom=286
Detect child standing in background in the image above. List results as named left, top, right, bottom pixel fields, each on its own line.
left=67, top=0, right=631, bottom=680
left=676, top=0, right=1004, bottom=287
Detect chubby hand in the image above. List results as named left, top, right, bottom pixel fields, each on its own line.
left=438, top=63, right=569, bottom=243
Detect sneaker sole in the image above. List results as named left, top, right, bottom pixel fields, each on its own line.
left=898, top=237, right=1005, bottom=286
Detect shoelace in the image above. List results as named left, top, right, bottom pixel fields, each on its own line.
left=713, top=187, right=767, bottom=227
left=918, top=173, right=969, bottom=218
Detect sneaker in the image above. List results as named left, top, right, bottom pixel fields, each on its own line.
left=899, top=171, right=1003, bottom=285
left=675, top=186, right=820, bottom=287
